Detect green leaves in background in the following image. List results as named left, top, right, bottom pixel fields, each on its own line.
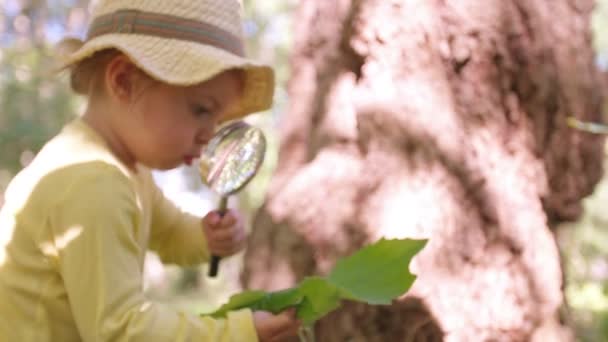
left=204, top=238, right=427, bottom=325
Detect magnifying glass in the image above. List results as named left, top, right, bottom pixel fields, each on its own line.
left=199, top=121, right=267, bottom=277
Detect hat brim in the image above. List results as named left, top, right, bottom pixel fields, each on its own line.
left=58, top=34, right=275, bottom=122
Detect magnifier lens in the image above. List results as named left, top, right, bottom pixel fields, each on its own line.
left=204, top=128, right=265, bottom=195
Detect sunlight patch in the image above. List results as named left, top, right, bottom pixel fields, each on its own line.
left=40, top=225, right=83, bottom=258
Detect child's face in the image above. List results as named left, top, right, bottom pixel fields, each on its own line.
left=120, top=69, right=244, bottom=170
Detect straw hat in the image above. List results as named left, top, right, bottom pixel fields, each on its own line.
left=56, top=0, right=274, bottom=122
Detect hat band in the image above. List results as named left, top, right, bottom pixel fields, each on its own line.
left=87, top=9, right=245, bottom=57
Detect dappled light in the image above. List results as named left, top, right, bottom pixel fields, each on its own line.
left=39, top=225, right=83, bottom=258
left=0, top=211, right=14, bottom=266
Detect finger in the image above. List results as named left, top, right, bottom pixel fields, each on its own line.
left=267, top=311, right=299, bottom=334
left=204, top=210, right=236, bottom=229
left=209, top=228, right=246, bottom=249
left=284, top=308, right=297, bottom=319
left=210, top=237, right=246, bottom=256
left=208, top=242, right=235, bottom=256
left=207, top=209, right=236, bottom=225
left=203, top=211, right=221, bottom=226
left=219, top=212, right=237, bottom=227
left=208, top=226, right=240, bottom=241
left=268, top=320, right=302, bottom=341
left=269, top=327, right=301, bottom=342
left=214, top=229, right=246, bottom=248
left=208, top=246, right=232, bottom=257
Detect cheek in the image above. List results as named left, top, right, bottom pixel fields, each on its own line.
left=171, top=123, right=196, bottom=142
left=139, top=97, right=171, bottom=121
left=159, top=122, right=198, bottom=152
left=132, top=91, right=199, bottom=150
left=136, top=98, right=182, bottom=135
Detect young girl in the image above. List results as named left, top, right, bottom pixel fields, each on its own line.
left=0, top=0, right=300, bottom=341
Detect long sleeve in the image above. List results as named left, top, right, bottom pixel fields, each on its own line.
left=147, top=173, right=210, bottom=266
left=50, top=165, right=257, bottom=342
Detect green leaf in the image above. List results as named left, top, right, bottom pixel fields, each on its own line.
left=209, top=291, right=267, bottom=318
left=328, top=238, right=427, bottom=305
left=209, top=288, right=303, bottom=318
left=257, top=287, right=303, bottom=314
left=296, top=277, right=342, bottom=325
left=203, top=238, right=428, bottom=324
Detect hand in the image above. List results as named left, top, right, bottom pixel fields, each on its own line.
left=254, top=310, right=302, bottom=342
left=202, top=209, right=246, bottom=257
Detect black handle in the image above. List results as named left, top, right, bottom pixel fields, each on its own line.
left=208, top=196, right=228, bottom=278
left=208, top=255, right=221, bottom=277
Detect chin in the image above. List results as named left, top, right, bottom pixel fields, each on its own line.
left=140, top=160, right=180, bottom=170
left=157, top=163, right=182, bottom=170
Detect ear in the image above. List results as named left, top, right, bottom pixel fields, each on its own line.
left=104, top=54, right=140, bottom=103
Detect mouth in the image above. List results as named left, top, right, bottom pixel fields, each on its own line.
left=184, top=145, right=205, bottom=166
left=183, top=155, right=197, bottom=166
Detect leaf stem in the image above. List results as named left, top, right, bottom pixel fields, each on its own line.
left=298, top=326, right=315, bottom=342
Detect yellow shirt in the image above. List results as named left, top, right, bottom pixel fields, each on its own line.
left=0, top=118, right=257, bottom=341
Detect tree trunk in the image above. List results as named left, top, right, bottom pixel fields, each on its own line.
left=243, top=0, right=605, bottom=341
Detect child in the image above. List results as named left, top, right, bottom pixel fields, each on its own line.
left=0, top=0, right=300, bottom=341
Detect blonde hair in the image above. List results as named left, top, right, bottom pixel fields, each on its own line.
left=68, top=48, right=122, bottom=95
left=55, top=38, right=122, bottom=96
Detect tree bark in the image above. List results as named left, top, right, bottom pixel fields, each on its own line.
left=243, top=0, right=605, bottom=341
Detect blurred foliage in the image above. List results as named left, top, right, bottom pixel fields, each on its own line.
left=0, top=0, right=90, bottom=203
left=237, top=0, right=296, bottom=215
left=0, top=46, right=77, bottom=177
left=594, top=0, right=608, bottom=70
left=559, top=152, right=608, bottom=341
left=555, top=2, right=608, bottom=341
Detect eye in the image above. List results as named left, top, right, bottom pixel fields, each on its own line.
left=191, top=104, right=212, bottom=117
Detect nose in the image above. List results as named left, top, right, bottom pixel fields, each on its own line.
left=195, top=124, right=215, bottom=146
